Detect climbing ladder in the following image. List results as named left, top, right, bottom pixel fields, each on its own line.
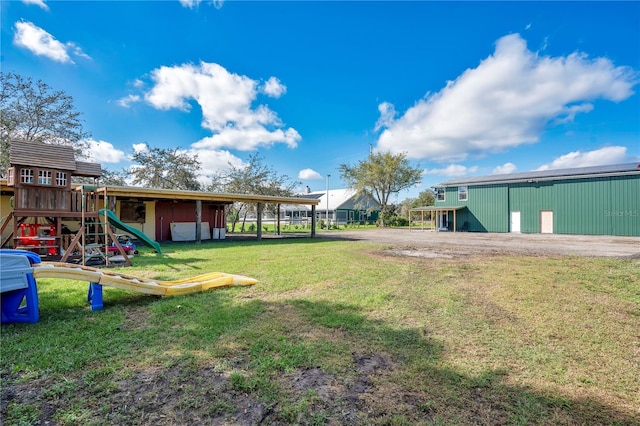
left=60, top=188, right=132, bottom=266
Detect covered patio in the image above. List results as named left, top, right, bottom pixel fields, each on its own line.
left=409, top=206, right=467, bottom=232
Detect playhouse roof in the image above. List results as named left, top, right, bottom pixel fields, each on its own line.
left=10, top=140, right=102, bottom=177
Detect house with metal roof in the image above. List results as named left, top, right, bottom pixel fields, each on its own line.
left=411, top=163, right=639, bottom=236
left=281, top=188, right=380, bottom=226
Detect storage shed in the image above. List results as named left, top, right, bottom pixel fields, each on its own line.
left=414, top=163, right=639, bottom=236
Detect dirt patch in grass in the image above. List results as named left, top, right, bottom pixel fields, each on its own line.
left=319, top=229, right=640, bottom=258
left=277, top=352, right=397, bottom=424
left=2, top=363, right=269, bottom=425
left=384, top=246, right=461, bottom=259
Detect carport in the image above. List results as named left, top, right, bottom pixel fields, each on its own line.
left=409, top=206, right=467, bottom=232
left=97, top=186, right=322, bottom=242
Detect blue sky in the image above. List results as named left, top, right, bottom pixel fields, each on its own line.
left=2, top=0, right=639, bottom=200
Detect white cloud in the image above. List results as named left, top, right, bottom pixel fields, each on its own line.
left=374, top=102, right=396, bottom=132
left=132, top=143, right=148, bottom=154
left=298, top=168, right=322, bottom=180
left=423, top=164, right=478, bottom=177
left=179, top=0, right=224, bottom=9
left=376, top=33, right=637, bottom=162
left=14, top=21, right=70, bottom=62
left=22, top=0, right=49, bottom=10
left=536, top=146, right=630, bottom=170
left=69, top=44, right=91, bottom=60
left=193, top=127, right=300, bottom=150
left=179, top=0, right=201, bottom=8
left=143, top=61, right=299, bottom=151
left=86, top=139, right=126, bottom=163
left=191, top=148, right=246, bottom=184
left=493, top=162, right=517, bottom=174
left=13, top=21, right=90, bottom=63
left=117, top=94, right=141, bottom=108
left=262, top=76, right=286, bottom=98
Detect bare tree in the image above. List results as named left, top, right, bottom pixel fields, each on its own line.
left=0, top=72, right=90, bottom=176
left=129, top=144, right=202, bottom=190
left=208, top=153, right=299, bottom=232
left=100, top=168, right=129, bottom=186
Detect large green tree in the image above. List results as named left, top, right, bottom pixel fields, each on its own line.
left=412, top=189, right=435, bottom=208
left=0, top=72, right=90, bottom=177
left=339, top=151, right=422, bottom=226
left=398, top=189, right=435, bottom=221
left=129, top=144, right=202, bottom=190
left=208, top=153, right=299, bottom=232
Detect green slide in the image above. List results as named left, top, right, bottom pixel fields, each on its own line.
left=99, top=209, right=162, bottom=255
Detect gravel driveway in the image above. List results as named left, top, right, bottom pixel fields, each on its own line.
left=315, top=228, right=640, bottom=259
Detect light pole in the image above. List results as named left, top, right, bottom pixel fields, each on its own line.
left=326, top=174, right=331, bottom=230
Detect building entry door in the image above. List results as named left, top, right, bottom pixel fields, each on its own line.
left=510, top=211, right=521, bottom=233
left=540, top=210, right=554, bottom=234
left=439, top=212, right=448, bottom=231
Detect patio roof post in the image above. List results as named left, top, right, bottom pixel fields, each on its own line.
left=257, top=203, right=263, bottom=241
left=453, top=208, right=456, bottom=233
left=311, top=205, right=316, bottom=237
left=195, top=200, right=202, bottom=243
left=277, top=203, right=281, bottom=236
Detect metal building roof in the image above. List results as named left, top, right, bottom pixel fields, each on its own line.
left=436, top=162, right=640, bottom=187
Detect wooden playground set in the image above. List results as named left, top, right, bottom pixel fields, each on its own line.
left=1, top=140, right=136, bottom=266
left=0, top=140, right=258, bottom=324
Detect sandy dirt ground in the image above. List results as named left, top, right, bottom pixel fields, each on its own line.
left=315, top=229, right=640, bottom=259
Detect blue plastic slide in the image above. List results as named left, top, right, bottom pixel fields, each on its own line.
left=98, top=209, right=162, bottom=254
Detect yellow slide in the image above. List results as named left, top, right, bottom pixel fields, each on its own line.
left=33, top=262, right=258, bottom=296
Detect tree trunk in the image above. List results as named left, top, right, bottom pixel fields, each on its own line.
left=241, top=209, right=249, bottom=232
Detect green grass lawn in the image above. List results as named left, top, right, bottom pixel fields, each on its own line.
left=2, top=239, right=639, bottom=425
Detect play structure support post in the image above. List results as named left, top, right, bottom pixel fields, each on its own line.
left=87, top=282, right=103, bottom=311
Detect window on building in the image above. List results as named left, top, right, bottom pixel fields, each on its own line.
left=120, top=201, right=146, bottom=223
left=38, top=170, right=52, bottom=185
left=458, top=186, right=468, bottom=201
left=56, top=172, right=67, bottom=186
left=436, top=188, right=445, bottom=202
left=7, top=168, right=14, bottom=185
left=20, top=168, right=34, bottom=184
